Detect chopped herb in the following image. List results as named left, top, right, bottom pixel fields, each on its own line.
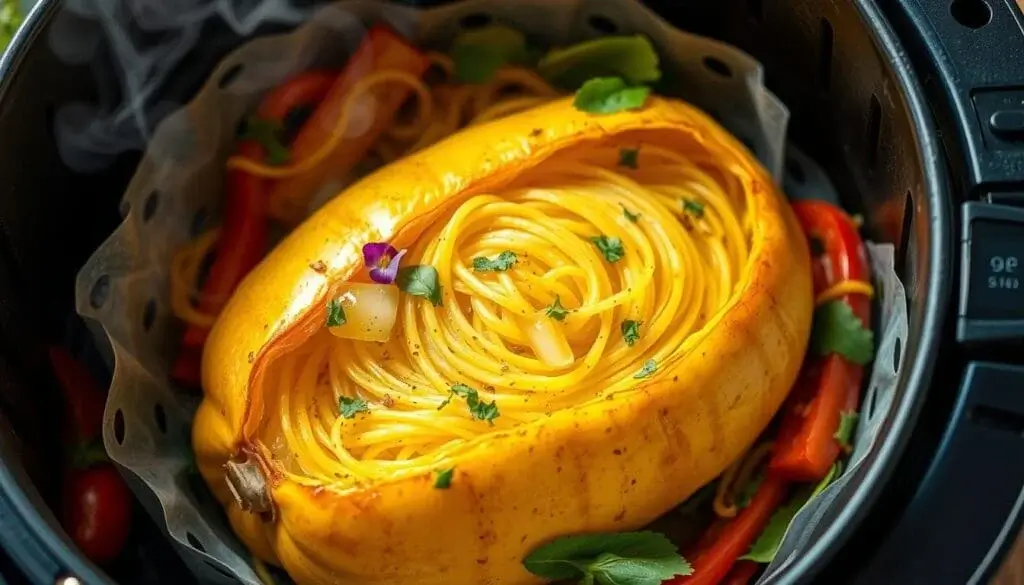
left=591, top=235, right=626, bottom=263
left=338, top=396, right=369, bottom=419
left=434, top=467, right=455, bottom=489
left=682, top=199, right=705, bottom=218
left=523, top=531, right=691, bottom=584
left=473, top=250, right=518, bottom=272
left=450, top=24, right=531, bottom=83
left=621, top=204, right=641, bottom=222
left=834, top=411, right=860, bottom=452
left=397, top=265, right=443, bottom=307
left=573, top=77, right=651, bottom=115
left=440, top=383, right=501, bottom=425
left=619, top=148, right=639, bottom=169
left=326, top=298, right=346, bottom=328
left=1, top=0, right=23, bottom=51
left=634, top=359, right=658, bottom=379
left=545, top=296, right=569, bottom=321
left=740, top=491, right=805, bottom=564
left=621, top=320, right=643, bottom=347
left=537, top=35, right=661, bottom=90
left=810, top=301, right=874, bottom=365
left=238, top=116, right=290, bottom=165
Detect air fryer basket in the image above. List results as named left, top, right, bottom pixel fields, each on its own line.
left=0, top=0, right=949, bottom=584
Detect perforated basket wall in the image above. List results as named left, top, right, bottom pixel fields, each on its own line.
left=72, top=1, right=906, bottom=583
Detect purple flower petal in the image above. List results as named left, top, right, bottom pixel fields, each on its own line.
left=363, top=242, right=397, bottom=268
left=369, top=248, right=407, bottom=284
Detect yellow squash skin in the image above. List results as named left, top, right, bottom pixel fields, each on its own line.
left=193, top=96, right=812, bottom=585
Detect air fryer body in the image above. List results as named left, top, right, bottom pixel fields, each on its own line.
left=0, top=1, right=1019, bottom=584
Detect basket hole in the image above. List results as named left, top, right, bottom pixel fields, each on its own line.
left=206, top=561, right=236, bottom=579
left=893, top=337, right=902, bottom=374
left=587, top=14, right=618, bottom=34
left=746, top=0, right=764, bottom=22
left=702, top=56, right=733, bottom=78
left=218, top=64, right=244, bottom=90
left=113, top=409, right=125, bottom=444
left=818, top=18, right=834, bottom=90
left=186, top=532, right=205, bottom=552
left=866, top=93, right=882, bottom=168
left=950, top=0, right=992, bottom=29
left=142, top=298, right=157, bottom=332
left=142, top=190, right=159, bottom=222
left=89, top=275, right=110, bottom=309
left=896, top=190, right=914, bottom=276
left=190, top=207, right=210, bottom=237
left=786, top=158, right=806, bottom=185
left=865, top=386, right=878, bottom=420
left=459, top=12, right=492, bottom=29
left=154, top=403, right=167, bottom=434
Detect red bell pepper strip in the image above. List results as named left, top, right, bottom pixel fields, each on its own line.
left=171, top=72, right=335, bottom=387
left=768, top=200, right=871, bottom=481
left=265, top=25, right=431, bottom=225
left=722, top=561, right=761, bottom=585
left=669, top=477, right=789, bottom=585
left=48, top=347, right=133, bottom=565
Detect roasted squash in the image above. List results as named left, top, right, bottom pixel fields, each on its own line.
left=192, top=96, right=812, bottom=585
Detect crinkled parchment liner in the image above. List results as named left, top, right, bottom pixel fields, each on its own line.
left=72, top=0, right=906, bottom=583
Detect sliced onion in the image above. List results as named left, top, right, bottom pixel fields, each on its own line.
left=328, top=283, right=400, bottom=343
left=524, top=315, right=575, bottom=368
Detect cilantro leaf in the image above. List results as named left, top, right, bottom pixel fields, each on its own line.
left=338, top=396, right=369, bottom=419
left=326, top=298, right=346, bottom=328
left=450, top=24, right=530, bottom=83
left=619, top=148, right=639, bottom=169
left=434, top=468, right=454, bottom=489
left=546, top=296, right=570, bottom=321
left=523, top=532, right=691, bottom=583
left=682, top=199, right=705, bottom=218
left=591, top=235, right=625, bottom=263
left=238, top=116, right=290, bottom=165
left=573, top=77, right=651, bottom=115
left=742, top=464, right=846, bottom=564
left=473, top=250, right=518, bottom=272
left=621, top=320, right=642, bottom=347
left=634, top=359, right=658, bottom=380
left=397, top=265, right=443, bottom=307
left=537, top=35, right=661, bottom=90
left=810, top=301, right=874, bottom=365
left=621, top=204, right=641, bottom=223
left=442, top=383, right=500, bottom=425
left=740, top=492, right=804, bottom=564
left=834, top=411, right=859, bottom=452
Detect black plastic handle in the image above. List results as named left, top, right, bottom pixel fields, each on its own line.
left=848, top=362, right=1024, bottom=584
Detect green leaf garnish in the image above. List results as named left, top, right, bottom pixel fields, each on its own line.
left=621, top=204, right=641, bottom=223
left=397, top=265, right=443, bottom=307
left=546, top=296, right=569, bottom=321
left=338, top=396, right=369, bottom=419
left=434, top=467, right=455, bottom=489
left=573, top=77, right=651, bottom=115
left=810, top=301, right=874, bottom=365
left=537, top=35, right=661, bottom=90
left=834, top=411, right=860, bottom=452
left=591, top=235, right=626, bottom=263
left=523, top=531, right=691, bottom=584
left=440, top=383, right=500, bottom=425
left=634, top=359, right=658, bottom=380
left=1, top=0, right=24, bottom=51
left=621, top=320, right=642, bottom=347
left=682, top=199, right=705, bottom=218
left=473, top=250, right=518, bottom=272
left=742, top=463, right=845, bottom=564
left=326, top=298, right=346, bottom=328
left=239, top=116, right=290, bottom=165
left=450, top=24, right=531, bottom=83
left=619, top=148, right=639, bottom=169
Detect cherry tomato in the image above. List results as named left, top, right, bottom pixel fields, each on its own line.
left=63, top=463, right=132, bottom=565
